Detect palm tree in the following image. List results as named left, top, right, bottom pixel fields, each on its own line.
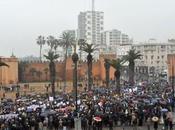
left=123, top=49, right=142, bottom=86
left=44, top=51, right=59, bottom=97
left=108, top=59, right=123, bottom=95
left=47, top=36, right=59, bottom=51
left=59, top=32, right=75, bottom=92
left=78, top=39, right=86, bottom=60
left=36, top=36, right=45, bottom=62
left=80, top=43, right=98, bottom=90
left=104, top=59, right=110, bottom=88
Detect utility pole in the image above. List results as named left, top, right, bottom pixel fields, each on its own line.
left=92, top=0, right=95, bottom=12
left=72, top=44, right=81, bottom=130
left=172, top=64, right=174, bottom=98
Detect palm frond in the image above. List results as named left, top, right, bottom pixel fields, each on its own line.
left=108, top=59, right=123, bottom=70
left=59, top=32, right=75, bottom=48
left=36, top=35, right=45, bottom=45
left=44, top=51, right=59, bottom=62
left=80, top=43, right=98, bottom=54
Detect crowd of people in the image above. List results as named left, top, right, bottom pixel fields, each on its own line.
left=0, top=82, right=174, bottom=130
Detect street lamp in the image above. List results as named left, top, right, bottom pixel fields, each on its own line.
left=72, top=44, right=79, bottom=115
left=72, top=44, right=81, bottom=130
left=172, top=63, right=174, bottom=98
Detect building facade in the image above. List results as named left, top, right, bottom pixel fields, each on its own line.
left=0, top=56, right=18, bottom=85
left=133, top=40, right=175, bottom=76
left=101, top=29, right=121, bottom=46
left=100, top=29, right=132, bottom=58
left=78, top=11, right=104, bottom=45
left=101, top=29, right=132, bottom=46
left=167, top=54, right=175, bottom=82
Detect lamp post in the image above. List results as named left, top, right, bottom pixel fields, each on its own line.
left=171, top=57, right=175, bottom=113
left=72, top=45, right=79, bottom=115
left=172, top=64, right=174, bottom=98
left=72, top=44, right=81, bottom=130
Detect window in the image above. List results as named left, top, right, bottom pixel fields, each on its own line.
left=151, top=55, right=154, bottom=59
left=161, top=45, right=165, bottom=49
left=145, top=56, right=147, bottom=59
left=162, top=56, right=164, bottom=59
left=157, top=56, right=159, bottom=59
left=87, top=21, right=91, bottom=24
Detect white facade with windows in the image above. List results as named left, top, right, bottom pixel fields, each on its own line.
left=78, top=11, right=104, bottom=45
left=101, top=29, right=132, bottom=46
left=133, top=40, right=175, bottom=75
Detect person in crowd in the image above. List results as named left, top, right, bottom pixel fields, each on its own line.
left=166, top=109, right=173, bottom=130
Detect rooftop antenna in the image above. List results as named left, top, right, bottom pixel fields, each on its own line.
left=92, top=0, right=95, bottom=12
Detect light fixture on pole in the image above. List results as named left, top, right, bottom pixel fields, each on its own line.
left=72, top=44, right=81, bottom=130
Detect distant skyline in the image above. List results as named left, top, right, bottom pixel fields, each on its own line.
left=0, top=0, right=175, bottom=57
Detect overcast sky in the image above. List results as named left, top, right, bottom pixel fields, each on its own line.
left=0, top=0, right=175, bottom=57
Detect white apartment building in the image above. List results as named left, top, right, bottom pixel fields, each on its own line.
left=100, top=29, right=132, bottom=58
left=117, top=44, right=132, bottom=58
left=122, top=33, right=130, bottom=44
left=101, top=29, right=132, bottom=46
left=78, top=11, right=104, bottom=45
left=101, top=29, right=121, bottom=46
left=133, top=40, right=175, bottom=75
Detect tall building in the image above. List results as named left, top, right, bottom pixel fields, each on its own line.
left=100, top=29, right=132, bottom=58
left=78, top=11, right=104, bottom=45
left=101, top=29, right=121, bottom=46
left=122, top=33, right=130, bottom=44
left=101, top=29, right=132, bottom=46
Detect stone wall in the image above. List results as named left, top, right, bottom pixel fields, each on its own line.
left=19, top=54, right=117, bottom=84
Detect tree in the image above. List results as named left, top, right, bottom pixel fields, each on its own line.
left=80, top=43, right=98, bottom=90
left=59, top=32, right=75, bottom=92
left=44, top=51, right=59, bottom=97
left=47, top=36, right=58, bottom=51
left=108, top=59, right=123, bottom=95
left=78, top=39, right=86, bottom=60
left=104, top=59, right=110, bottom=88
left=36, top=36, right=45, bottom=62
left=123, top=49, right=142, bottom=86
